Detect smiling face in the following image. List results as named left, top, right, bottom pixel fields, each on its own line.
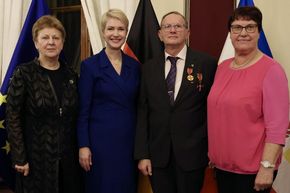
left=158, top=13, right=190, bottom=50
left=102, top=18, right=127, bottom=51
left=230, top=19, right=260, bottom=54
left=34, top=27, right=64, bottom=60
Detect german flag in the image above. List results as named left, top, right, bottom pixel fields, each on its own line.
left=123, top=1, right=162, bottom=192
left=123, top=0, right=163, bottom=64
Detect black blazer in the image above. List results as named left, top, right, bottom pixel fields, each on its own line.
left=134, top=47, right=217, bottom=171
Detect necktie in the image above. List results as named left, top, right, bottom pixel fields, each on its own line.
left=166, top=56, right=179, bottom=105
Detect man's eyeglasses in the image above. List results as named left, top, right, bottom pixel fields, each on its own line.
left=161, top=24, right=186, bottom=32
left=230, top=24, right=258, bottom=34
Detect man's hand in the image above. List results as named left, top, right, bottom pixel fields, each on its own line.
left=138, top=159, right=152, bottom=176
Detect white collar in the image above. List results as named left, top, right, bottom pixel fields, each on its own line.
left=164, top=45, right=187, bottom=61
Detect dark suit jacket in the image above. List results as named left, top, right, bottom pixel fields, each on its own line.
left=134, top=47, right=217, bottom=171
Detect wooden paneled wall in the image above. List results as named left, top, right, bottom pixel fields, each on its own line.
left=189, top=1, right=234, bottom=59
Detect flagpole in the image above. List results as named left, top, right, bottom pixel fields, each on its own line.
left=185, top=0, right=190, bottom=45
left=234, top=0, right=238, bottom=8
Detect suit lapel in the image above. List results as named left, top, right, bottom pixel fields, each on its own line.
left=100, top=50, right=131, bottom=99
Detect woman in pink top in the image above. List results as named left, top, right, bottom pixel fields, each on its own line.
left=207, top=6, right=289, bottom=193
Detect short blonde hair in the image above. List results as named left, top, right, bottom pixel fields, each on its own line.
left=101, top=9, right=129, bottom=32
left=32, top=15, right=66, bottom=41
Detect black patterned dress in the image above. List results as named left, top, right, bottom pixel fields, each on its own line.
left=6, top=59, right=82, bottom=193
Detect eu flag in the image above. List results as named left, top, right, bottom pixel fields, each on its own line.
left=0, top=0, right=49, bottom=188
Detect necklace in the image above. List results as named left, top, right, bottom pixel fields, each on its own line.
left=38, top=57, right=60, bottom=70
left=40, top=62, right=60, bottom=70
left=108, top=55, right=122, bottom=75
left=231, top=51, right=260, bottom=69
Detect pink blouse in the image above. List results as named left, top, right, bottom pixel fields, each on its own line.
left=207, top=55, right=289, bottom=174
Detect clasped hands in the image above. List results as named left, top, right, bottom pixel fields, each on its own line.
left=15, top=163, right=29, bottom=176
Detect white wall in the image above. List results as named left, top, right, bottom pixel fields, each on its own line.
left=151, top=0, right=184, bottom=23
left=255, top=0, right=290, bottom=86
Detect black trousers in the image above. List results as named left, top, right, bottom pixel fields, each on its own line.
left=59, top=159, right=83, bottom=193
left=149, top=152, right=206, bottom=193
left=215, top=168, right=276, bottom=193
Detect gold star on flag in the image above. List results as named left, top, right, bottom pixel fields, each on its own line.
left=0, top=93, right=7, bottom=105
left=0, top=120, right=4, bottom=129
left=284, top=148, right=290, bottom=164
left=1, top=140, right=10, bottom=154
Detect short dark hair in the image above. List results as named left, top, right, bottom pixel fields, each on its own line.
left=228, top=6, right=262, bottom=32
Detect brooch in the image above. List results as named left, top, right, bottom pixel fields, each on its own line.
left=187, top=64, right=194, bottom=83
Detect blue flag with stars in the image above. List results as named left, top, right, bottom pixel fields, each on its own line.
left=238, top=0, right=273, bottom=57
left=0, top=0, right=49, bottom=188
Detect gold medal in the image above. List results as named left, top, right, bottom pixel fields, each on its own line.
left=187, top=75, right=194, bottom=81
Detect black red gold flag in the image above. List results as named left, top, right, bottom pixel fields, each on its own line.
left=124, top=0, right=163, bottom=64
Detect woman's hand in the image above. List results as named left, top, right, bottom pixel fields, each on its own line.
left=138, top=159, right=152, bottom=176
left=208, top=160, right=215, bottom=168
left=254, top=167, right=274, bottom=191
left=254, top=143, right=282, bottom=191
left=15, top=163, right=29, bottom=176
left=79, top=147, right=92, bottom=172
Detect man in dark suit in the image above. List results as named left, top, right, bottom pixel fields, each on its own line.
left=134, top=11, right=217, bottom=193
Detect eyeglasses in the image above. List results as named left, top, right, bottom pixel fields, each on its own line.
left=161, top=24, right=186, bottom=32
left=230, top=24, right=258, bottom=34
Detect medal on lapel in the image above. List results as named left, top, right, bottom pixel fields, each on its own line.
left=197, top=72, right=203, bottom=91
left=187, top=64, right=194, bottom=83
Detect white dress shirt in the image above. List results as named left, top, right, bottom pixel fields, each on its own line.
left=164, top=45, right=187, bottom=100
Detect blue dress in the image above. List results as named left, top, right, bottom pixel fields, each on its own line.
left=77, top=49, right=140, bottom=193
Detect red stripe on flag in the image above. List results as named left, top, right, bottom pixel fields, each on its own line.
left=123, top=43, right=139, bottom=63
left=123, top=0, right=163, bottom=64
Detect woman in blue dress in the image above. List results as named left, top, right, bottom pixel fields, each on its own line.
left=77, top=9, right=140, bottom=193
